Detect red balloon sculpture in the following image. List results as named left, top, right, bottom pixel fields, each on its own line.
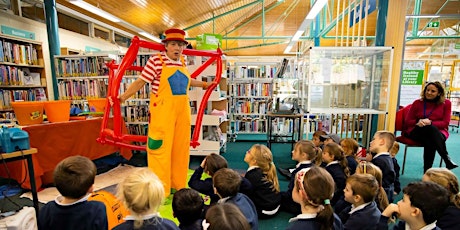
left=97, top=36, right=223, bottom=150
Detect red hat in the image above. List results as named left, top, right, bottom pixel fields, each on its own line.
left=162, top=28, right=188, bottom=44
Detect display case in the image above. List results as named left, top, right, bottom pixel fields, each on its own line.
left=300, top=47, right=394, bottom=145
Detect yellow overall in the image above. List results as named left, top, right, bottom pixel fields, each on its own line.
left=147, top=54, right=190, bottom=197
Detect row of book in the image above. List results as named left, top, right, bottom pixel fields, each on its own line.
left=231, top=100, right=268, bottom=114
left=125, top=123, right=148, bottom=136
left=232, top=65, right=278, bottom=78
left=0, top=66, right=41, bottom=86
left=119, top=54, right=153, bottom=76
left=123, top=105, right=149, bottom=123
left=0, top=40, right=39, bottom=65
left=0, top=88, right=47, bottom=109
left=233, top=119, right=268, bottom=133
left=270, top=118, right=300, bottom=135
left=54, top=56, right=109, bottom=77
left=229, top=83, right=271, bottom=97
left=57, top=79, right=108, bottom=100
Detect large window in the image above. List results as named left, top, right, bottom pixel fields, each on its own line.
left=115, top=33, right=131, bottom=48
left=94, top=26, right=110, bottom=41
left=21, top=0, right=45, bottom=22
left=58, top=12, right=90, bottom=36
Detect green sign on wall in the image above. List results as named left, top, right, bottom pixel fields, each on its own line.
left=402, top=70, right=424, bottom=85
left=1, top=25, right=35, bottom=40
left=196, top=33, right=222, bottom=50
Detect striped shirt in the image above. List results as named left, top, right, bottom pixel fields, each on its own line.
left=139, top=52, right=185, bottom=94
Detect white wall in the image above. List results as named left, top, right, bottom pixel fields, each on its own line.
left=0, top=11, right=128, bottom=99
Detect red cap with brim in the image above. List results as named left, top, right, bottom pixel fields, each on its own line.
left=162, top=28, right=188, bottom=44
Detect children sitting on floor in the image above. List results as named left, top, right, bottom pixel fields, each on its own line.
left=322, top=142, right=350, bottom=214
left=423, top=168, right=460, bottom=230
left=340, top=174, right=381, bottom=230
left=243, top=144, right=281, bottom=218
left=188, top=153, right=252, bottom=204
left=172, top=188, right=204, bottom=230
left=368, top=130, right=396, bottom=203
left=212, top=168, right=258, bottom=230
left=38, top=156, right=108, bottom=230
left=286, top=166, right=343, bottom=230
left=378, top=181, right=450, bottom=230
left=113, top=168, right=179, bottom=230
left=203, top=203, right=251, bottom=230
left=281, top=140, right=319, bottom=214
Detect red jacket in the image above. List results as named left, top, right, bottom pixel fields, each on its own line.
left=404, top=99, right=451, bottom=139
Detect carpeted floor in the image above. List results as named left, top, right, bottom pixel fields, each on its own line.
left=3, top=127, right=460, bottom=229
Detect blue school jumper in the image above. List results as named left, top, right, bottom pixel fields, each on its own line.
left=245, top=166, right=281, bottom=217
left=339, top=201, right=381, bottom=230
left=346, top=156, right=358, bottom=175
left=437, top=205, right=460, bottom=230
left=286, top=213, right=344, bottom=230
left=112, top=214, right=179, bottom=230
left=281, top=161, right=313, bottom=214
left=371, top=153, right=395, bottom=202
left=188, top=166, right=252, bottom=204
left=220, top=193, right=259, bottom=230
left=392, top=157, right=401, bottom=194
left=325, top=161, right=349, bottom=214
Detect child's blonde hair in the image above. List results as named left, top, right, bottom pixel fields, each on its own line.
left=294, top=140, right=322, bottom=166
left=340, top=138, right=359, bottom=158
left=424, top=168, right=460, bottom=208
left=390, top=142, right=400, bottom=156
left=356, top=162, right=389, bottom=211
left=248, top=144, right=280, bottom=192
left=117, top=168, right=164, bottom=229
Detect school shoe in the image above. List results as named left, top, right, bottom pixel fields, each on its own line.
left=277, top=167, right=292, bottom=179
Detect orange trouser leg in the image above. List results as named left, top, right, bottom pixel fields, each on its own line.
left=170, top=103, right=191, bottom=190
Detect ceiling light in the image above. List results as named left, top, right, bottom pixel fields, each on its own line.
left=406, top=15, right=441, bottom=19
left=291, top=30, right=304, bottom=42
left=139, top=32, right=162, bottom=43
left=129, top=0, right=147, bottom=8
left=305, top=0, right=328, bottom=20
left=69, top=0, right=121, bottom=22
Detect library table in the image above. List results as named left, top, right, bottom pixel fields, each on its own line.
left=266, top=112, right=303, bottom=151
left=0, top=148, right=39, bottom=219
left=0, top=118, right=132, bottom=190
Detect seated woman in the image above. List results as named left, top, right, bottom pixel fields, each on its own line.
left=403, top=81, right=457, bottom=172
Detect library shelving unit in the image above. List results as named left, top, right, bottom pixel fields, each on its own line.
left=227, top=56, right=283, bottom=141
left=0, top=34, right=47, bottom=120
left=299, top=47, right=394, bottom=147
left=188, top=56, right=228, bottom=155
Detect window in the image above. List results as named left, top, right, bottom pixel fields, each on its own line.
left=20, top=0, right=45, bottom=23
left=115, top=33, right=131, bottom=48
left=94, top=26, right=110, bottom=41
left=58, top=12, right=90, bottom=36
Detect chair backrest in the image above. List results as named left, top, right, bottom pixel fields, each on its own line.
left=395, top=104, right=412, bottom=132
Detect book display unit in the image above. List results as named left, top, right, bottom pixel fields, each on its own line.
left=0, top=34, right=47, bottom=120
left=227, top=57, right=283, bottom=140
left=188, top=56, right=228, bottom=155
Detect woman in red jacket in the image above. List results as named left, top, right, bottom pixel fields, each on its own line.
left=404, top=81, right=457, bottom=172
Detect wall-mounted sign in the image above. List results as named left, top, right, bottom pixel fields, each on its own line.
left=196, top=33, right=222, bottom=50
left=1, top=25, right=35, bottom=40
left=400, top=61, right=425, bottom=106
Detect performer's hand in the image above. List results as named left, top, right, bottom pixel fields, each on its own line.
left=108, top=96, right=114, bottom=106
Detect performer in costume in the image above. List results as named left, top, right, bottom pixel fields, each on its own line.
left=119, top=28, right=208, bottom=196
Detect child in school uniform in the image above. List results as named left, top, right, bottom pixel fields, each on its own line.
left=281, top=140, right=320, bottom=214
left=213, top=168, right=258, bottom=230
left=172, top=188, right=204, bottom=230
left=322, top=142, right=350, bottom=214
left=378, top=181, right=450, bottom=230
left=286, top=166, right=344, bottom=230
left=423, top=168, right=460, bottom=230
left=38, top=156, right=108, bottom=230
left=243, top=144, right=281, bottom=218
left=355, top=162, right=389, bottom=212
left=188, top=153, right=252, bottom=204
left=340, top=138, right=359, bottom=175
left=203, top=203, right=251, bottom=230
left=113, top=168, right=179, bottom=230
left=340, top=174, right=381, bottom=230
left=368, top=130, right=396, bottom=203
left=389, top=142, right=401, bottom=195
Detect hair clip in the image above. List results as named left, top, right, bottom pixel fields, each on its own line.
left=324, top=199, right=330, bottom=205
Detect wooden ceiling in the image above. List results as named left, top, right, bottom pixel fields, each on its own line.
left=55, top=0, right=459, bottom=57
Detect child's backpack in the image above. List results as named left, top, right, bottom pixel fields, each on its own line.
left=89, top=190, right=130, bottom=230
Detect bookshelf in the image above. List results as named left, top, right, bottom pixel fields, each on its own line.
left=227, top=57, right=284, bottom=140
left=0, top=33, right=47, bottom=120
left=188, top=56, right=228, bottom=155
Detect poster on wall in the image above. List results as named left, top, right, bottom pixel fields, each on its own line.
left=400, top=61, right=425, bottom=106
